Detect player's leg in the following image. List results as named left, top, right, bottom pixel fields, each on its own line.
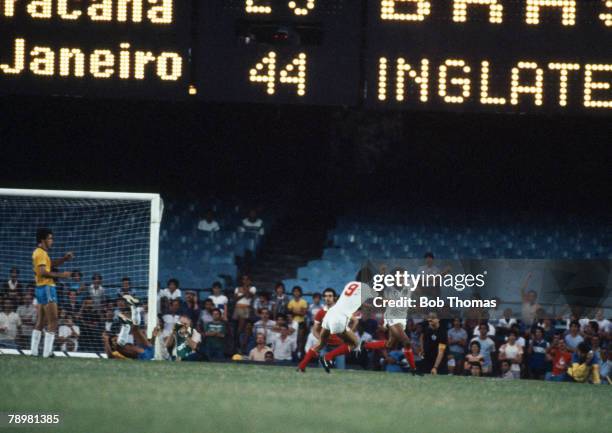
left=388, top=323, right=417, bottom=371
left=30, top=303, right=45, bottom=355
left=322, top=330, right=359, bottom=364
left=309, top=327, right=331, bottom=354
left=42, top=287, right=59, bottom=358
left=131, top=325, right=152, bottom=348
left=122, top=294, right=141, bottom=326
left=117, top=343, right=144, bottom=359
left=298, top=328, right=333, bottom=372
left=297, top=346, right=320, bottom=372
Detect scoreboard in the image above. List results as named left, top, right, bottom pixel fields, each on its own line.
left=367, top=0, right=612, bottom=113
left=196, top=0, right=362, bottom=105
left=0, top=0, right=191, bottom=98
left=1, top=0, right=612, bottom=114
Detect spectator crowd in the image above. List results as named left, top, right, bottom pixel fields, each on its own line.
left=1, top=264, right=610, bottom=385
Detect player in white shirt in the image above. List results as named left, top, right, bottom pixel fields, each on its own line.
left=314, top=281, right=375, bottom=372
left=368, top=279, right=418, bottom=373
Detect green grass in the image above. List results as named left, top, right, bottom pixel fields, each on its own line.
left=0, top=356, right=610, bottom=433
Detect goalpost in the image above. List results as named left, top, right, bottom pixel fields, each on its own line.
left=0, top=189, right=163, bottom=353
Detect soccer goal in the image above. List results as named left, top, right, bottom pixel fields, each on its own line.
left=0, top=189, right=163, bottom=354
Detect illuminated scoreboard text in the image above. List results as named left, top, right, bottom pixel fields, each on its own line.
left=0, top=0, right=190, bottom=98
left=196, top=0, right=362, bottom=105
left=1, top=0, right=611, bottom=113
left=367, top=0, right=612, bottom=112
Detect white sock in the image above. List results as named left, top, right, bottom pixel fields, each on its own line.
left=131, top=306, right=141, bottom=326
left=30, top=329, right=42, bottom=356
left=42, top=332, right=55, bottom=358
left=117, top=324, right=131, bottom=346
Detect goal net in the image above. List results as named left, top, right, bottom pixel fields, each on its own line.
left=0, top=189, right=162, bottom=355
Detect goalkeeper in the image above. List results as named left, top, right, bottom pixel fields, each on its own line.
left=103, top=295, right=156, bottom=361
left=31, top=228, right=74, bottom=357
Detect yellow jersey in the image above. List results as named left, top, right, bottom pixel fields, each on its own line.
left=32, top=247, right=54, bottom=287
left=288, top=298, right=308, bottom=323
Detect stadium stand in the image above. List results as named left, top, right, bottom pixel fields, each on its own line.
left=0, top=202, right=610, bottom=386
left=287, top=210, right=612, bottom=293
left=158, top=200, right=275, bottom=289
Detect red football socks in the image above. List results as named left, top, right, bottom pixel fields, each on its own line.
left=324, top=344, right=351, bottom=361
left=403, top=348, right=416, bottom=370
left=298, top=349, right=318, bottom=370
left=364, top=340, right=387, bottom=350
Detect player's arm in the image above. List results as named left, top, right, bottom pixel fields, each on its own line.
left=51, top=251, right=74, bottom=267
left=312, top=321, right=322, bottom=340
left=348, top=314, right=359, bottom=331
left=38, top=264, right=71, bottom=280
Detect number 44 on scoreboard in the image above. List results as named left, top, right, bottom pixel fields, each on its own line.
left=249, top=51, right=307, bottom=96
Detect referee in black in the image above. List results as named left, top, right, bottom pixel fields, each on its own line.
left=422, top=312, right=448, bottom=375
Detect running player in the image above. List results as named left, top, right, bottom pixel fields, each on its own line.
left=360, top=271, right=418, bottom=373
left=30, top=228, right=74, bottom=357
left=297, top=288, right=355, bottom=372
left=103, top=295, right=155, bottom=361
left=313, top=281, right=376, bottom=372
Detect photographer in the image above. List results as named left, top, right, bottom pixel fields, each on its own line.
left=165, top=314, right=202, bottom=361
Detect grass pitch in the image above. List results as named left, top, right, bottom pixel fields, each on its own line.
left=0, top=356, right=610, bottom=433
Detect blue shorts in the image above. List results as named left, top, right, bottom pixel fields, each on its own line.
left=138, top=346, right=154, bottom=361
left=35, top=285, right=57, bottom=305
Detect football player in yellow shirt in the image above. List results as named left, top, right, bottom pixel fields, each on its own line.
left=31, top=228, right=74, bottom=357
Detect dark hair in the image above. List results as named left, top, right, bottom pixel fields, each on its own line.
left=71, top=270, right=82, bottom=278
left=312, top=292, right=321, bottom=299
left=212, top=308, right=221, bottom=315
left=92, top=273, right=102, bottom=281
left=589, top=321, right=599, bottom=333
left=323, top=288, right=337, bottom=297
left=276, top=314, right=287, bottom=321
left=534, top=326, right=544, bottom=335
left=212, top=281, right=222, bottom=289
left=508, top=330, right=517, bottom=338
left=569, top=320, right=580, bottom=329
left=500, top=360, right=511, bottom=367
left=424, top=252, right=434, bottom=259
left=9, top=267, right=19, bottom=275
left=36, top=228, right=53, bottom=243
left=167, top=278, right=179, bottom=287
left=121, top=276, right=131, bottom=282
left=470, top=340, right=481, bottom=350
left=292, top=286, right=303, bottom=295
left=275, top=282, right=285, bottom=290
left=577, top=342, right=589, bottom=354
left=203, top=298, right=213, bottom=305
